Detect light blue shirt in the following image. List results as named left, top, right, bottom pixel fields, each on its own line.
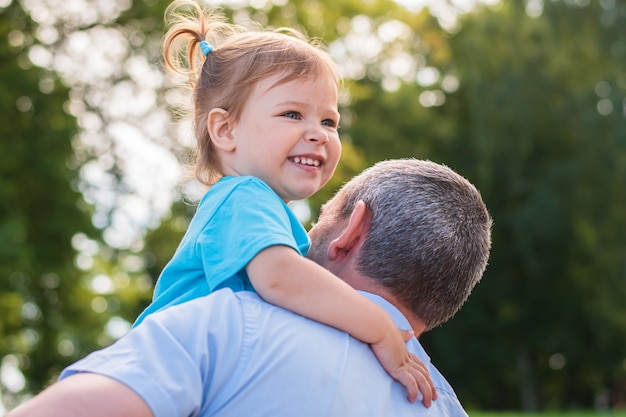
left=134, top=176, right=310, bottom=326
left=61, top=289, right=469, bottom=417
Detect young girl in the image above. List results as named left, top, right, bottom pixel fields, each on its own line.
left=135, top=0, right=435, bottom=405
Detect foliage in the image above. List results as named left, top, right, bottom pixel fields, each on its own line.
left=470, top=412, right=626, bottom=417
left=3, top=0, right=626, bottom=413
left=417, top=2, right=626, bottom=412
left=0, top=1, right=108, bottom=408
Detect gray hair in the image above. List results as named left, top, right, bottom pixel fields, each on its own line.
left=336, top=159, right=492, bottom=330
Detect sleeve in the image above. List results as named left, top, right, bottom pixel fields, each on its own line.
left=59, top=290, right=246, bottom=417
left=199, top=177, right=309, bottom=292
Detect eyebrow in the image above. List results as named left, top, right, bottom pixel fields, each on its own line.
left=276, top=100, right=335, bottom=109
left=275, top=100, right=339, bottom=113
left=276, top=100, right=305, bottom=106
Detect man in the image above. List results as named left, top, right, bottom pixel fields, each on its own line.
left=8, top=159, right=492, bottom=417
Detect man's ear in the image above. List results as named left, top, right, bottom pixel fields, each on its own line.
left=328, top=200, right=371, bottom=260
left=207, top=108, right=236, bottom=152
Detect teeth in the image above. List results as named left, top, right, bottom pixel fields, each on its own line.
left=292, top=157, right=320, bottom=167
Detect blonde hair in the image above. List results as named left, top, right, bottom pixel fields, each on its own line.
left=163, top=0, right=340, bottom=185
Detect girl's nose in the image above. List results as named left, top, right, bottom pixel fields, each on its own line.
left=304, top=124, right=329, bottom=144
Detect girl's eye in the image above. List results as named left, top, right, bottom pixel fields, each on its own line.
left=322, top=119, right=338, bottom=128
left=283, top=111, right=300, bottom=119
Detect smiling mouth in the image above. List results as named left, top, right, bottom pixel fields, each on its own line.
left=289, top=157, right=321, bottom=167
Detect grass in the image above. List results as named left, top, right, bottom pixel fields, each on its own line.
left=469, top=412, right=626, bottom=417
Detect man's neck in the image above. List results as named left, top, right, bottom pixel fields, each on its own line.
left=391, top=299, right=426, bottom=336
left=355, top=279, right=426, bottom=336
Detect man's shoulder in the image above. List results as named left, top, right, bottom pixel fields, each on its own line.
left=174, top=290, right=469, bottom=416
left=179, top=289, right=278, bottom=320
left=232, top=290, right=309, bottom=319
left=181, top=287, right=261, bottom=308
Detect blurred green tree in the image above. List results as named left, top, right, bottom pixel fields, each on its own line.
left=431, top=1, right=626, bottom=411
left=4, top=0, right=626, bottom=412
left=0, top=1, right=110, bottom=409
left=342, top=1, right=626, bottom=411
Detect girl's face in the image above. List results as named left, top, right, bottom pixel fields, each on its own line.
left=218, top=73, right=341, bottom=202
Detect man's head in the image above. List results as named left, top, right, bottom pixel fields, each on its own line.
left=307, top=159, right=492, bottom=331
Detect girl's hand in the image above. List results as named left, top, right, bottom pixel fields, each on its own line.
left=370, top=327, right=437, bottom=406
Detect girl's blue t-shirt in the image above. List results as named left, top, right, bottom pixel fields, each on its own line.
left=133, top=176, right=310, bottom=326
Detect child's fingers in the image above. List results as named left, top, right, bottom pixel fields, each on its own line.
left=409, top=353, right=437, bottom=406
left=370, top=329, right=436, bottom=406
left=392, top=354, right=436, bottom=406
left=394, top=369, right=419, bottom=403
left=396, top=330, right=437, bottom=404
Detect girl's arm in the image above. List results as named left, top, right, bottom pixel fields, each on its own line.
left=246, top=245, right=436, bottom=406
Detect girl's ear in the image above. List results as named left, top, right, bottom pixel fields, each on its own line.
left=207, top=108, right=236, bottom=152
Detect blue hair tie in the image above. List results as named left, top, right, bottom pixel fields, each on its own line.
left=199, top=40, right=214, bottom=57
